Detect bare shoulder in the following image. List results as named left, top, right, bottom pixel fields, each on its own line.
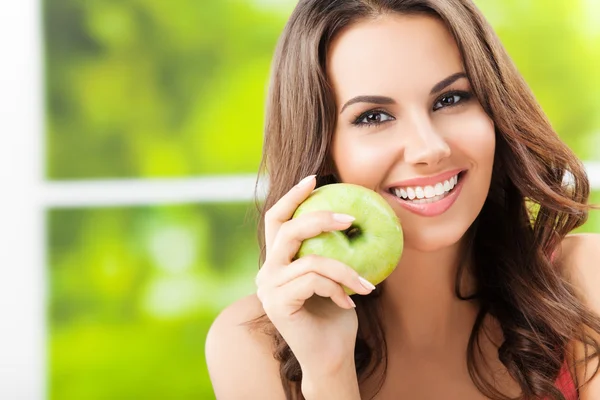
left=559, top=233, right=600, bottom=310
left=560, top=233, right=600, bottom=399
left=205, top=293, right=286, bottom=399
left=559, top=233, right=600, bottom=287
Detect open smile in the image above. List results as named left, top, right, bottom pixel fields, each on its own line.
left=384, top=171, right=467, bottom=217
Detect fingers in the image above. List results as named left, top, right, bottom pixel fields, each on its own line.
left=255, top=254, right=376, bottom=322
left=256, top=254, right=373, bottom=296
left=264, top=175, right=317, bottom=254
left=267, top=210, right=355, bottom=266
left=282, top=255, right=373, bottom=295
left=259, top=272, right=356, bottom=318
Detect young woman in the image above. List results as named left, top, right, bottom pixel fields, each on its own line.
left=206, top=1, right=600, bottom=399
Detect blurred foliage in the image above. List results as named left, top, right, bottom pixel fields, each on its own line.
left=44, top=0, right=599, bottom=399
left=476, top=0, right=600, bottom=161
left=45, top=0, right=294, bottom=179
left=48, top=203, right=259, bottom=399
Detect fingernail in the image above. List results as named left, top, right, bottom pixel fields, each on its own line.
left=358, top=276, right=376, bottom=291
left=347, top=295, right=356, bottom=308
left=332, top=213, right=355, bottom=223
left=296, top=175, right=316, bottom=188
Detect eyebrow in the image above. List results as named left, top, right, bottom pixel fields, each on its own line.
left=339, top=71, right=468, bottom=114
left=429, top=72, right=467, bottom=95
left=339, top=95, right=395, bottom=114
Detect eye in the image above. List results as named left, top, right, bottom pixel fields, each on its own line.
left=352, top=110, right=395, bottom=127
left=433, top=90, right=472, bottom=111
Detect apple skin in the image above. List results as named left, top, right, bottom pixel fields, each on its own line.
left=292, top=183, right=403, bottom=295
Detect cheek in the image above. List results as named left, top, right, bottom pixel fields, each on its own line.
left=447, top=114, right=496, bottom=212
left=332, top=135, right=392, bottom=184
left=446, top=111, right=496, bottom=165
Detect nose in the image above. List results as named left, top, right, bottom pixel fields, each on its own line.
left=402, top=115, right=451, bottom=166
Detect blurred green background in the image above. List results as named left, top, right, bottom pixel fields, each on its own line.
left=44, top=0, right=599, bottom=398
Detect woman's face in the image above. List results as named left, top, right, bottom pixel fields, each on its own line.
left=328, top=14, right=495, bottom=252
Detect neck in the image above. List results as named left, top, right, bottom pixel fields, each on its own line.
left=380, top=239, right=479, bottom=353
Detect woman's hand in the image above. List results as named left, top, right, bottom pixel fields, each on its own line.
left=255, top=175, right=375, bottom=377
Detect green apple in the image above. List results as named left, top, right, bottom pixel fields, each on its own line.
left=292, top=183, right=403, bottom=295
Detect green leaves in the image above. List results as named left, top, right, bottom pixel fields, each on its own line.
left=46, top=0, right=286, bottom=178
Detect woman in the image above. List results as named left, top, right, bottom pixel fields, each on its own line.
left=206, top=0, right=600, bottom=399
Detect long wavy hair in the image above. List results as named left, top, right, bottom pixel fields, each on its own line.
left=246, top=0, right=600, bottom=399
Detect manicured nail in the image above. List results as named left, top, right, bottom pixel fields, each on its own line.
left=358, top=276, right=376, bottom=291
left=296, top=175, right=316, bottom=188
left=332, top=213, right=355, bottom=223
left=346, top=295, right=356, bottom=308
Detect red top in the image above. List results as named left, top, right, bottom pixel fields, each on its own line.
left=555, top=362, right=578, bottom=400
left=477, top=250, right=579, bottom=398
left=547, top=250, right=578, bottom=398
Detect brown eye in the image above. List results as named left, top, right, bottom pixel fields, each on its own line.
left=353, top=110, right=394, bottom=127
left=366, top=112, right=383, bottom=123
left=442, top=95, right=458, bottom=106
left=433, top=91, right=471, bottom=111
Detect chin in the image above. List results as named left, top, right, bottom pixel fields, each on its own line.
left=403, top=223, right=470, bottom=253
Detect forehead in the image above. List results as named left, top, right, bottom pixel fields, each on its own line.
left=327, top=14, right=464, bottom=101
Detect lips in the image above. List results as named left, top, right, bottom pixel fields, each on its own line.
left=389, top=173, right=459, bottom=201
left=384, top=170, right=467, bottom=217
left=385, top=168, right=465, bottom=191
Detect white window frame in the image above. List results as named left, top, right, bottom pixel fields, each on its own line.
left=1, top=1, right=45, bottom=399
left=1, top=2, right=599, bottom=399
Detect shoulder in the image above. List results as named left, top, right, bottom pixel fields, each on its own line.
left=559, top=233, right=600, bottom=399
left=205, top=293, right=286, bottom=399
left=559, top=233, right=600, bottom=291
left=559, top=233, right=600, bottom=316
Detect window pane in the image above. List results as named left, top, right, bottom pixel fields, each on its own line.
left=476, top=0, right=600, bottom=157
left=44, top=1, right=292, bottom=179
left=48, top=203, right=258, bottom=398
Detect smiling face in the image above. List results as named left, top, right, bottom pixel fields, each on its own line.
left=328, top=13, right=496, bottom=252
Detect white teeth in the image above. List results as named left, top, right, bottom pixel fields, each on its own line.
left=415, top=187, right=425, bottom=199
left=410, top=193, right=448, bottom=204
left=424, top=186, right=435, bottom=198
left=434, top=183, right=444, bottom=195
left=390, top=173, right=461, bottom=201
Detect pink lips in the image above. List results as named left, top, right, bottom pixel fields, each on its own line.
left=385, top=168, right=464, bottom=190
left=384, top=171, right=466, bottom=217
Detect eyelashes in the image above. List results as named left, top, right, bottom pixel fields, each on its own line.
left=352, top=108, right=395, bottom=127
left=432, top=90, right=473, bottom=111
left=351, top=90, right=473, bottom=128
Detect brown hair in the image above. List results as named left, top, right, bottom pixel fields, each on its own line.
left=248, top=0, right=600, bottom=399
